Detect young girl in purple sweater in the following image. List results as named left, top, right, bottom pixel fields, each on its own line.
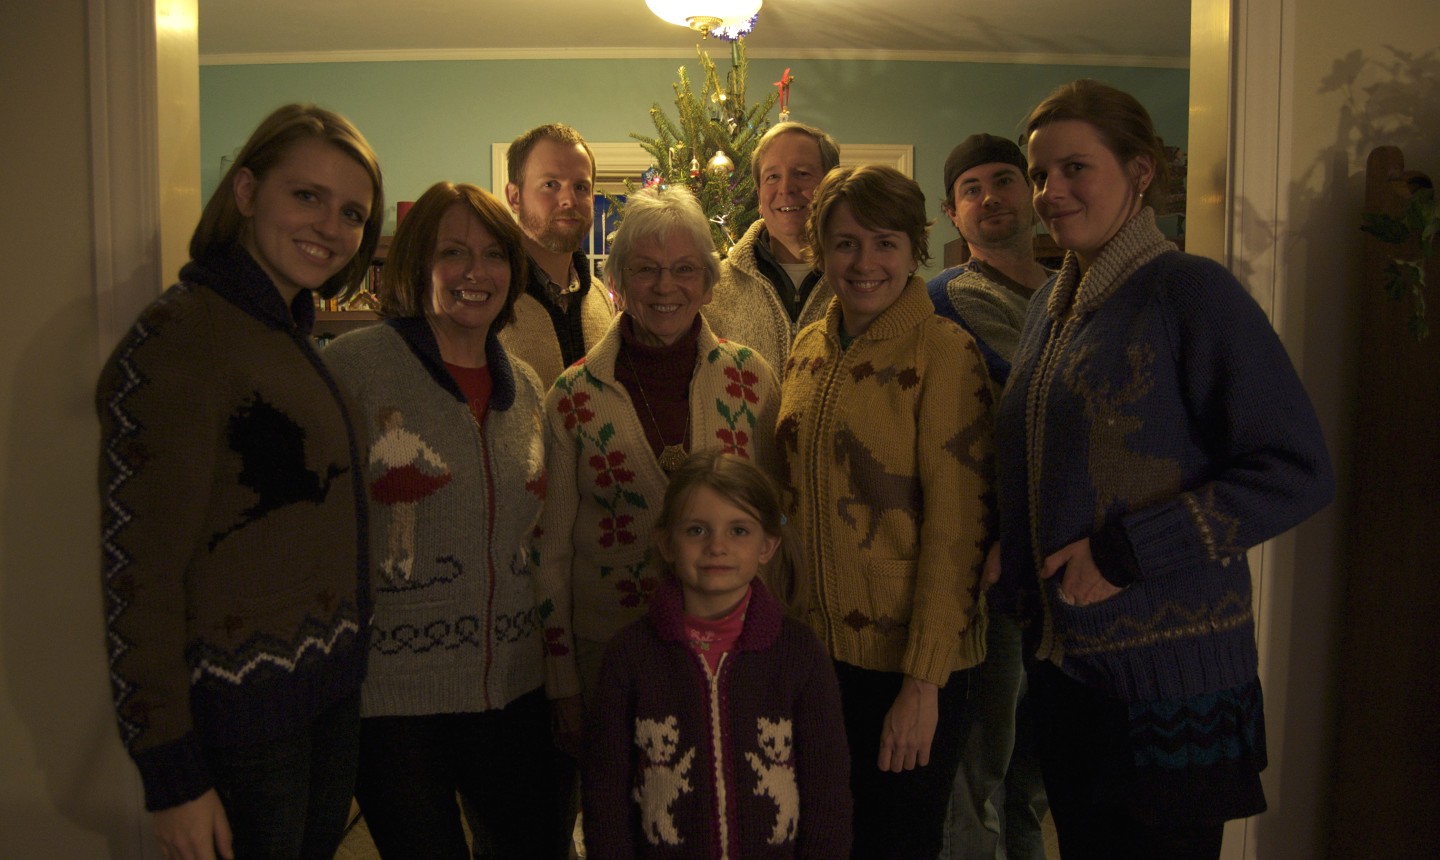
left=581, top=451, right=851, bottom=858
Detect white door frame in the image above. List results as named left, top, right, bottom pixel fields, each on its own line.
left=91, top=5, right=1294, bottom=858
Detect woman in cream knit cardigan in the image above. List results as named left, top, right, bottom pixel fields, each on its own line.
left=534, top=185, right=780, bottom=750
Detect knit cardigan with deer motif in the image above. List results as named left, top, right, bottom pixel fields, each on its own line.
left=777, top=277, right=994, bottom=687
left=995, top=209, right=1335, bottom=703
left=535, top=314, right=780, bottom=699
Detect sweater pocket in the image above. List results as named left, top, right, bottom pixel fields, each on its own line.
left=860, top=558, right=916, bottom=639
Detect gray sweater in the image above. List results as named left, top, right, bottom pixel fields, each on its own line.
left=325, top=318, right=548, bottom=716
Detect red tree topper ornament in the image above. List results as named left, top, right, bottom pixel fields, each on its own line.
left=773, top=68, right=793, bottom=120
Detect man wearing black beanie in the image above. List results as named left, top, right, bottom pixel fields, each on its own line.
left=933, top=133, right=1051, bottom=860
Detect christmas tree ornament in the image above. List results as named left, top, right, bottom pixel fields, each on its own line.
left=642, top=166, right=663, bottom=188
left=773, top=68, right=794, bottom=122
left=706, top=150, right=735, bottom=178
left=606, top=39, right=779, bottom=253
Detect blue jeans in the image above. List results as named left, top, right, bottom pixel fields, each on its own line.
left=941, top=612, right=1048, bottom=860
left=203, top=691, right=361, bottom=860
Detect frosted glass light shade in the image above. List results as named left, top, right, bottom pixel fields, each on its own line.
left=645, top=0, right=763, bottom=32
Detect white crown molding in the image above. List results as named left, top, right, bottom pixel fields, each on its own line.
left=202, top=47, right=1187, bottom=69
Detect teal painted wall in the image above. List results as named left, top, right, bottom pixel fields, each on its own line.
left=201, top=57, right=1188, bottom=278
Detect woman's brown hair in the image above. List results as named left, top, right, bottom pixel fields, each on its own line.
left=804, top=164, right=933, bottom=271
left=377, top=182, right=528, bottom=330
left=190, top=103, right=385, bottom=301
left=1023, top=79, right=1170, bottom=211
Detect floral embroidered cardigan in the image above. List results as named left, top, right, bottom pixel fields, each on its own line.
left=536, top=315, right=780, bottom=699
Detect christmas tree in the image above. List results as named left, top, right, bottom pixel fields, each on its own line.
left=611, top=40, right=779, bottom=253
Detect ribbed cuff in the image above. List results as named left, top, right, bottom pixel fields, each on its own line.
left=133, top=733, right=212, bottom=811
left=903, top=609, right=988, bottom=686
left=1122, top=499, right=1204, bottom=581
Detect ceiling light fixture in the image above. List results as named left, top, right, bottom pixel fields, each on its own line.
left=645, top=0, right=762, bottom=39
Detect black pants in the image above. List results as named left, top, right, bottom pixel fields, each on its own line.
left=355, top=688, right=565, bottom=860
left=204, top=690, right=361, bottom=860
left=1030, top=663, right=1224, bottom=860
left=835, top=662, right=971, bottom=860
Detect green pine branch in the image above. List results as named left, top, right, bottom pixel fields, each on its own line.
left=604, top=39, right=779, bottom=254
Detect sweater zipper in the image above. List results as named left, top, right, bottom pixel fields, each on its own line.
left=291, top=331, right=370, bottom=626
left=703, top=651, right=732, bottom=860
left=472, top=405, right=498, bottom=710
left=808, top=341, right=846, bottom=654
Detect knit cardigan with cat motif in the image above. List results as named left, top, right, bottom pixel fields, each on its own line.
left=582, top=577, right=852, bottom=859
left=778, top=277, right=994, bottom=686
left=535, top=314, right=780, bottom=699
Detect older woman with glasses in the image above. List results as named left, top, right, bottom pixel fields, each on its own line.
left=534, top=185, right=781, bottom=751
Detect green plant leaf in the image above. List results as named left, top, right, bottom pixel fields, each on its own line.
left=1362, top=211, right=1411, bottom=244
left=1403, top=187, right=1434, bottom=233
left=1381, top=260, right=1408, bottom=300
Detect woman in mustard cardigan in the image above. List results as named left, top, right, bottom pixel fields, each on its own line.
left=777, top=164, right=995, bottom=858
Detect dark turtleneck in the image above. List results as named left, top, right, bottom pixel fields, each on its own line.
left=614, top=314, right=700, bottom=460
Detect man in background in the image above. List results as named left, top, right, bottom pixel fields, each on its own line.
left=502, top=123, right=615, bottom=386
left=705, top=121, right=840, bottom=372
left=932, top=132, right=1051, bottom=860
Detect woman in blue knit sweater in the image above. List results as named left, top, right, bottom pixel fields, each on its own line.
left=996, top=79, right=1335, bottom=859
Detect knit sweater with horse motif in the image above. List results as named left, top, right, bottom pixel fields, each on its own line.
left=777, top=277, right=994, bottom=685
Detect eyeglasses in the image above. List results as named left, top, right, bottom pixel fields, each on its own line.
left=625, top=262, right=706, bottom=287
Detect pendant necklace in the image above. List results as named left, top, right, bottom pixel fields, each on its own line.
left=622, top=347, right=691, bottom=474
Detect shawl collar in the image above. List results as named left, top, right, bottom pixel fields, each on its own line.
left=647, top=575, right=785, bottom=653
left=384, top=316, right=519, bottom=412
left=822, top=275, right=933, bottom=342
left=582, top=312, right=725, bottom=389
left=1045, top=207, right=1176, bottom=321
left=182, top=246, right=317, bottom=334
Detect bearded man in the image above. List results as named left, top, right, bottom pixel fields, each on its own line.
left=501, top=124, right=616, bottom=386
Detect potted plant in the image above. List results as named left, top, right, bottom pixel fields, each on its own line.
left=1361, top=178, right=1437, bottom=340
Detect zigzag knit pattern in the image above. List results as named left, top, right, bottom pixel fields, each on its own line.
left=96, top=255, right=370, bottom=811
left=99, top=311, right=158, bottom=748
left=1128, top=679, right=1265, bottom=771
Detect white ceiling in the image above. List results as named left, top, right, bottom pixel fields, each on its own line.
left=199, top=0, right=1191, bottom=67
